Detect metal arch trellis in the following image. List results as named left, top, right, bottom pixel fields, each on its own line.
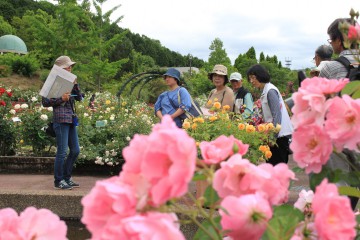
left=137, top=76, right=160, bottom=99
left=129, top=75, right=158, bottom=95
left=116, top=71, right=163, bottom=98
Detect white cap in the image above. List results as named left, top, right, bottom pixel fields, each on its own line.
left=229, top=72, right=242, bottom=81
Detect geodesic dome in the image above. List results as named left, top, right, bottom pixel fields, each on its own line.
left=0, top=35, right=28, bottom=54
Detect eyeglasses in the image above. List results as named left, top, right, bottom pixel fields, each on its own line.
left=327, top=39, right=333, bottom=44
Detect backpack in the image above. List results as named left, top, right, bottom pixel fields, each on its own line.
left=167, top=87, right=203, bottom=120
left=335, top=56, right=360, bottom=81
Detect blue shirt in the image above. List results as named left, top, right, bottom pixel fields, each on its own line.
left=154, top=87, right=192, bottom=127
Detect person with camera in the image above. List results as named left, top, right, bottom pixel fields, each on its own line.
left=42, top=56, right=82, bottom=190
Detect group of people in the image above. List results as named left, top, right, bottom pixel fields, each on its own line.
left=155, top=63, right=293, bottom=167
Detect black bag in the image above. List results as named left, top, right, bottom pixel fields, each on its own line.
left=335, top=56, right=360, bottom=81
left=45, top=122, right=56, bottom=137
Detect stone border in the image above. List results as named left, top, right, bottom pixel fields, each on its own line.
left=0, top=156, right=123, bottom=176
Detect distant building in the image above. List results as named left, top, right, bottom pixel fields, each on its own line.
left=172, top=67, right=200, bottom=75
left=0, top=35, right=28, bottom=55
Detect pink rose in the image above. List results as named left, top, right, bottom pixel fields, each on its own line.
left=291, top=124, right=333, bottom=174
left=122, top=115, right=197, bottom=206
left=18, top=207, right=67, bottom=240
left=100, top=212, right=185, bottom=240
left=312, top=180, right=356, bottom=240
left=220, top=194, right=272, bottom=240
left=200, top=135, right=235, bottom=164
left=258, top=163, right=296, bottom=205
left=291, top=90, right=326, bottom=128
left=300, top=77, right=349, bottom=95
left=0, top=208, right=20, bottom=239
left=81, top=176, right=138, bottom=238
left=213, top=154, right=270, bottom=198
left=325, top=95, right=360, bottom=152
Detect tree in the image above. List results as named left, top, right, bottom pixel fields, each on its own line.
left=208, top=38, right=231, bottom=70
left=259, top=52, right=265, bottom=62
left=0, top=16, right=15, bottom=36
left=245, top=46, right=256, bottom=60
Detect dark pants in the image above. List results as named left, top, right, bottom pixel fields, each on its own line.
left=268, top=136, right=290, bottom=166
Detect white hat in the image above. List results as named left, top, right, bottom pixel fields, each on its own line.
left=229, top=72, right=242, bottom=81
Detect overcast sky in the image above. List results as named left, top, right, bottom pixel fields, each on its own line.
left=56, top=0, right=359, bottom=70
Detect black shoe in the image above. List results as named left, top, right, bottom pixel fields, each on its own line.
left=66, top=178, right=80, bottom=188
left=54, top=180, right=73, bottom=190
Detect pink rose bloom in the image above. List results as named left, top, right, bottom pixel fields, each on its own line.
left=81, top=176, right=138, bottom=239
left=291, top=90, right=326, bottom=128
left=300, top=77, right=349, bottom=95
left=325, top=95, right=360, bottom=152
left=122, top=115, right=197, bottom=206
left=291, top=124, right=333, bottom=174
left=348, top=24, right=359, bottom=41
left=294, top=189, right=314, bottom=212
left=17, top=207, right=67, bottom=240
left=200, top=135, right=235, bottom=164
left=258, top=163, right=296, bottom=205
left=100, top=212, right=185, bottom=240
left=220, top=194, right=272, bottom=240
left=312, top=179, right=356, bottom=240
left=213, top=154, right=270, bottom=198
left=0, top=208, right=20, bottom=239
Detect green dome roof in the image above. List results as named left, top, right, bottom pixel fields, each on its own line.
left=0, top=35, right=28, bottom=54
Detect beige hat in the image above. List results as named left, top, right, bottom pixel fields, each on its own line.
left=208, top=64, right=228, bottom=82
left=54, top=56, right=76, bottom=68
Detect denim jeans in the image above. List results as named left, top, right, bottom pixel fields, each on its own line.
left=53, top=122, right=80, bottom=184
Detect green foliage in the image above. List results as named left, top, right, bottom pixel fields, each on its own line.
left=184, top=69, right=213, bottom=97
left=245, top=46, right=256, bottom=60
left=207, top=38, right=231, bottom=71
left=0, top=113, right=17, bottom=156
left=193, top=216, right=222, bottom=240
left=341, top=80, right=360, bottom=98
left=0, top=16, right=15, bottom=35
left=262, top=205, right=304, bottom=240
left=18, top=109, right=53, bottom=156
left=0, top=65, right=11, bottom=77
left=11, top=54, right=40, bottom=77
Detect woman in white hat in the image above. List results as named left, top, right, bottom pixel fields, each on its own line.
left=205, top=64, right=234, bottom=112
left=42, top=56, right=82, bottom=190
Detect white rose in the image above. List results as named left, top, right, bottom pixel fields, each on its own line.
left=109, top=116, right=115, bottom=121
left=14, top=104, right=21, bottom=110
left=107, top=162, right=113, bottom=166
left=20, top=104, right=28, bottom=109
left=84, top=113, right=89, bottom=117
left=105, top=151, right=109, bottom=156
left=106, top=107, right=111, bottom=112
left=31, top=97, right=37, bottom=102
left=40, top=114, right=48, bottom=121
left=47, top=107, right=53, bottom=112
left=9, top=109, right=16, bottom=115
left=126, top=136, right=131, bottom=141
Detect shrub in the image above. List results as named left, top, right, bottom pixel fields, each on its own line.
left=0, top=65, right=11, bottom=77
left=12, top=56, right=39, bottom=77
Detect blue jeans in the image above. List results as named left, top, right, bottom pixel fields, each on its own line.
left=53, top=122, right=80, bottom=184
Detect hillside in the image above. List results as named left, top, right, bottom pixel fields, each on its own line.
left=0, top=74, right=43, bottom=91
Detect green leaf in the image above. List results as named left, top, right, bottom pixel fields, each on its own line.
left=262, top=205, right=304, bottom=240
left=193, top=216, right=221, bottom=240
left=291, top=166, right=304, bottom=173
left=203, top=185, right=220, bottom=208
left=192, top=172, right=207, bottom=181
left=341, top=80, right=360, bottom=98
left=338, top=186, right=360, bottom=198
